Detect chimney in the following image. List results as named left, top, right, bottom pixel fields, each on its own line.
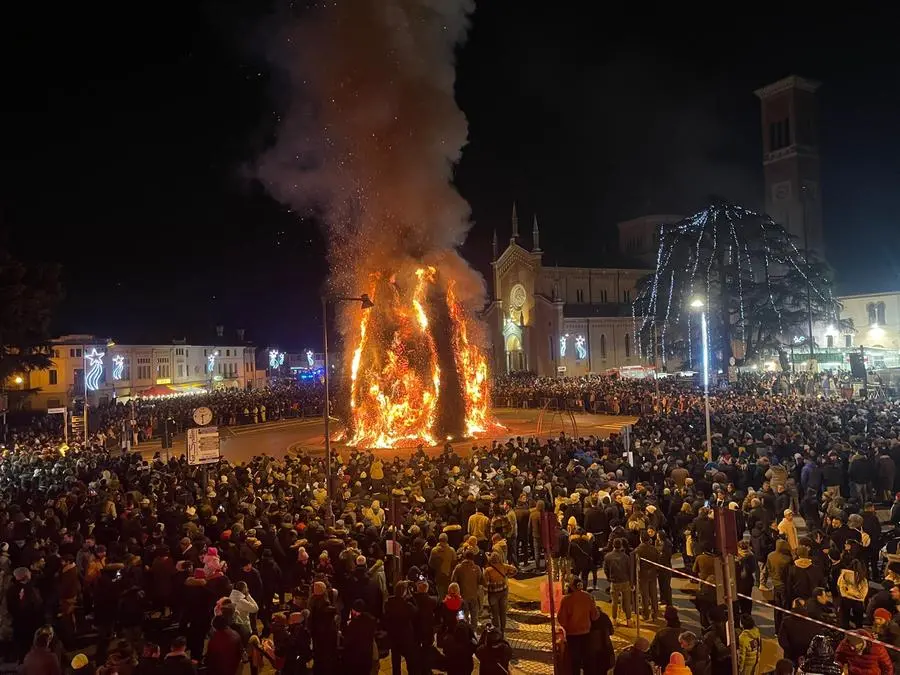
left=236, top=328, right=245, bottom=342
left=215, top=325, right=224, bottom=338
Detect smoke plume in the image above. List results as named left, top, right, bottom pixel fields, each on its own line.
left=256, top=0, right=482, bottom=326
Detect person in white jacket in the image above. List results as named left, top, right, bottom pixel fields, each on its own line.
left=228, top=581, right=259, bottom=638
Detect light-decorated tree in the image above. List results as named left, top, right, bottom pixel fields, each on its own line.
left=633, top=199, right=839, bottom=370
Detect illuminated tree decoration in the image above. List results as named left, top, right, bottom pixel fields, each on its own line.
left=112, top=355, right=124, bottom=380
left=575, top=335, right=587, bottom=360
left=559, top=334, right=568, bottom=358
left=305, top=349, right=314, bottom=367
left=84, top=348, right=105, bottom=391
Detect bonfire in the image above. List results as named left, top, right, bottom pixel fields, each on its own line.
left=347, top=265, right=497, bottom=449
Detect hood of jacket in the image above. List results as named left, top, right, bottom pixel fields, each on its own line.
left=775, top=539, right=792, bottom=556
left=794, top=557, right=813, bottom=569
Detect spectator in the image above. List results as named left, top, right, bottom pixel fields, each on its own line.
left=557, top=577, right=600, bottom=675
left=206, top=615, right=243, bottom=675
left=835, top=630, right=892, bottom=675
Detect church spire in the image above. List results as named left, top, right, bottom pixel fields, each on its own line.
left=492, top=229, right=498, bottom=261
left=532, top=214, right=541, bottom=251
left=510, top=201, right=519, bottom=244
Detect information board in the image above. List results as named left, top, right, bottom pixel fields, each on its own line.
left=187, top=426, right=221, bottom=465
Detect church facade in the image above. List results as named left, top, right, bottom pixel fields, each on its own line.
left=483, top=206, right=677, bottom=377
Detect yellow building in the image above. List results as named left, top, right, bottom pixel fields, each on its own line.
left=11, top=332, right=263, bottom=411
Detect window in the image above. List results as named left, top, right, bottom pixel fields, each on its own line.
left=769, top=122, right=776, bottom=152
left=576, top=289, right=584, bottom=303
left=826, top=335, right=834, bottom=348
left=600, top=289, right=608, bottom=303
left=877, top=302, right=886, bottom=325
left=624, top=333, right=631, bottom=357
left=226, top=349, right=231, bottom=357
left=185, top=350, right=189, bottom=358
left=175, top=348, right=184, bottom=356
left=53, top=350, right=60, bottom=359
left=76, top=349, right=82, bottom=357
left=600, top=334, right=607, bottom=359
left=549, top=336, right=554, bottom=362
left=49, top=370, right=58, bottom=385
left=69, top=349, right=75, bottom=358
left=178, top=364, right=184, bottom=377
left=845, top=334, right=852, bottom=348
left=204, top=349, right=208, bottom=357
left=623, top=290, right=631, bottom=303
left=784, top=118, right=791, bottom=146
left=867, top=303, right=878, bottom=325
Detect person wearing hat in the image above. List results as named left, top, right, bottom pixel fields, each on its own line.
left=777, top=508, right=799, bottom=555
left=835, top=629, right=893, bottom=675
left=873, top=607, right=900, bottom=671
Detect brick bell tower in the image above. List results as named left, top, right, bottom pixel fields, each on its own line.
left=754, top=75, right=825, bottom=260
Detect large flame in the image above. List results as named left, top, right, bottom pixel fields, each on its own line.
left=347, top=266, right=497, bottom=449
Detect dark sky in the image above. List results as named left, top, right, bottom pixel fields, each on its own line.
left=3, top=3, right=899, bottom=349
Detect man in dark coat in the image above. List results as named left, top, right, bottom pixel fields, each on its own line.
left=785, top=545, right=825, bottom=607
left=342, top=599, right=378, bottom=675
left=8, top=568, right=44, bottom=662
left=778, top=599, right=823, bottom=663
left=384, top=581, right=418, bottom=675
left=614, top=637, right=653, bottom=675
left=206, top=615, right=243, bottom=675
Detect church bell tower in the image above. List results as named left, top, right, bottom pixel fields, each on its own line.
left=755, top=75, right=825, bottom=259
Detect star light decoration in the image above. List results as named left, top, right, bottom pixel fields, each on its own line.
left=84, top=348, right=105, bottom=391
left=559, top=334, right=567, bottom=358
left=112, top=355, right=125, bottom=381
left=632, top=201, right=836, bottom=367
left=306, top=349, right=314, bottom=367
left=269, top=350, right=285, bottom=369
left=207, top=352, right=217, bottom=374
left=575, top=335, right=587, bottom=360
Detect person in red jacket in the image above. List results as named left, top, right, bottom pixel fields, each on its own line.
left=206, top=615, right=243, bottom=675
left=835, top=629, right=893, bottom=675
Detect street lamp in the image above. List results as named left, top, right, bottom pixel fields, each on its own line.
left=689, top=298, right=714, bottom=461
left=322, top=293, right=374, bottom=526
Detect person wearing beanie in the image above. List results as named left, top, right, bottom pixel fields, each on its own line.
left=663, top=652, right=692, bottom=675
left=873, top=607, right=900, bottom=671
left=836, top=629, right=893, bottom=675
left=737, top=614, right=761, bottom=675
left=778, top=509, right=799, bottom=554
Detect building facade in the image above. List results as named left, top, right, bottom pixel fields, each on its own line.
left=484, top=205, right=661, bottom=377
left=17, top=335, right=264, bottom=410
left=755, top=75, right=824, bottom=257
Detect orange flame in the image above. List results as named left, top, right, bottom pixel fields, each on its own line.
left=347, top=266, right=498, bottom=448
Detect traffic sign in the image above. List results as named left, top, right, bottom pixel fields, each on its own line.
left=187, top=426, right=221, bottom=465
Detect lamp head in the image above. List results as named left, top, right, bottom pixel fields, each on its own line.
left=689, top=298, right=705, bottom=309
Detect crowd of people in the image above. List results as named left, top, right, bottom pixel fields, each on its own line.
left=1, top=373, right=900, bottom=674
left=86, top=383, right=325, bottom=445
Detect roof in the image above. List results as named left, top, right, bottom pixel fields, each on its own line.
left=754, top=75, right=821, bottom=99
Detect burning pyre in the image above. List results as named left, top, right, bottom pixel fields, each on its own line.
left=348, top=265, right=494, bottom=449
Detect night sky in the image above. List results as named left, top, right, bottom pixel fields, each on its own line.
left=3, top=3, right=898, bottom=349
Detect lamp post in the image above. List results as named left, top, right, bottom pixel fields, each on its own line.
left=322, top=293, right=374, bottom=526
left=690, top=298, right=714, bottom=461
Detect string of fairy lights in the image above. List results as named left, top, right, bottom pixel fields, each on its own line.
left=632, top=201, right=838, bottom=369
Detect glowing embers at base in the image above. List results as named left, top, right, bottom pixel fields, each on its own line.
left=347, top=266, right=499, bottom=449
